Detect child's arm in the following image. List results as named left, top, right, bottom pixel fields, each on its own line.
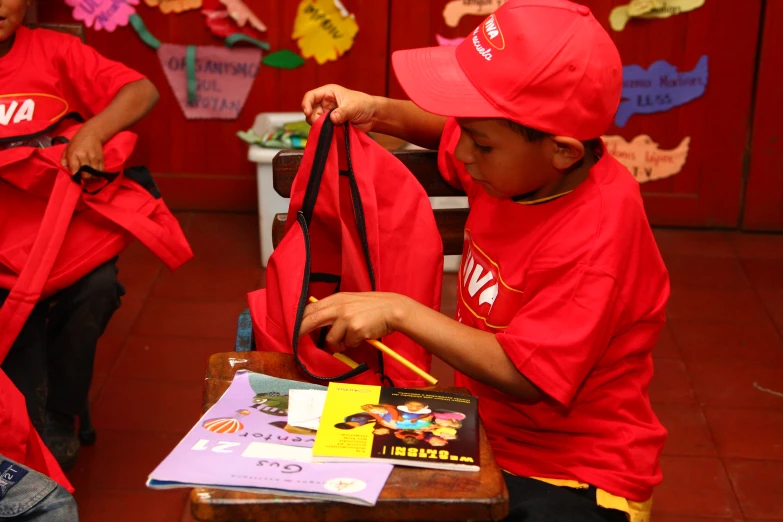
left=299, top=292, right=542, bottom=403
left=301, top=84, right=446, bottom=150
left=62, top=78, right=159, bottom=174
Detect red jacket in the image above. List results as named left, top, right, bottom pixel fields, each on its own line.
left=0, top=116, right=193, bottom=489
left=0, top=369, right=73, bottom=493
left=0, top=116, right=193, bottom=360
left=248, top=114, right=443, bottom=387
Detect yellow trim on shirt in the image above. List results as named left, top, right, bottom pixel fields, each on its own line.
left=529, top=477, right=652, bottom=522
left=515, top=190, right=574, bottom=205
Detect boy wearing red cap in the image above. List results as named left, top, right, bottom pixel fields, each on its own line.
left=300, top=1, right=668, bottom=520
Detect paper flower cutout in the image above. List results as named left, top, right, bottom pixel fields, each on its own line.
left=292, top=0, right=359, bottom=65
left=202, top=0, right=266, bottom=39
left=145, top=0, right=202, bottom=15
left=66, top=0, right=139, bottom=32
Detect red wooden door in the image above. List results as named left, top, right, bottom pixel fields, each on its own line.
left=743, top=0, right=783, bottom=231
left=37, top=0, right=389, bottom=211
left=389, top=0, right=763, bottom=228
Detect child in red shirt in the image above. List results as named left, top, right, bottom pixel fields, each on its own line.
left=299, top=1, right=668, bottom=520
left=0, top=0, right=159, bottom=469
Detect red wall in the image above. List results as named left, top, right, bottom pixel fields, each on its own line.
left=37, top=0, right=389, bottom=211
left=391, top=0, right=764, bottom=228
left=743, top=0, right=783, bottom=231
left=37, top=0, right=779, bottom=229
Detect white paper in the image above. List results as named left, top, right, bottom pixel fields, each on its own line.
left=287, top=389, right=328, bottom=431
left=241, top=442, right=313, bottom=462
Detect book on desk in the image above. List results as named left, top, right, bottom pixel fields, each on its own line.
left=146, top=371, right=393, bottom=506
left=312, top=382, right=480, bottom=472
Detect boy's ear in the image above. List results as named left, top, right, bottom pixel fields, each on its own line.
left=550, top=136, right=585, bottom=171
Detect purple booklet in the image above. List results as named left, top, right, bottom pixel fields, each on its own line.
left=147, top=370, right=393, bottom=506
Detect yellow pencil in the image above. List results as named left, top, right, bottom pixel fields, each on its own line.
left=308, top=296, right=439, bottom=385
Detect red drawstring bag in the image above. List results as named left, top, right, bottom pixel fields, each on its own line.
left=248, top=113, right=443, bottom=387
left=0, top=368, right=73, bottom=493
left=0, top=114, right=193, bottom=362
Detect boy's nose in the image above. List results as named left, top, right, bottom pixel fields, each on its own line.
left=454, top=134, right=475, bottom=165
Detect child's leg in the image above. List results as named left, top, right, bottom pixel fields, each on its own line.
left=502, top=473, right=628, bottom=522
left=45, top=258, right=124, bottom=417
left=0, top=290, right=49, bottom=435
left=43, top=258, right=124, bottom=468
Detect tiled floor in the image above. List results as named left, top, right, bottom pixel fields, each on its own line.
left=64, top=213, right=783, bottom=521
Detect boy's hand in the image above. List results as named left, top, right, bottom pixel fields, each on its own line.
left=62, top=124, right=106, bottom=177
left=301, top=84, right=378, bottom=132
left=299, top=292, right=411, bottom=351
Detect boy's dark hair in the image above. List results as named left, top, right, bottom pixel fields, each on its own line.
left=504, top=120, right=602, bottom=151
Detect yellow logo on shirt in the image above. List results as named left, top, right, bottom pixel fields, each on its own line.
left=0, top=94, right=69, bottom=126
left=458, top=230, right=524, bottom=330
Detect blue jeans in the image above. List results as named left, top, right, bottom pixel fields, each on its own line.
left=0, top=456, right=78, bottom=521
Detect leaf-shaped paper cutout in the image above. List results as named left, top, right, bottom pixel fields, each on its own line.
left=262, top=49, right=305, bottom=69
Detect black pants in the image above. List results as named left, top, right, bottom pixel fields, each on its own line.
left=0, top=259, right=124, bottom=434
left=502, top=474, right=629, bottom=522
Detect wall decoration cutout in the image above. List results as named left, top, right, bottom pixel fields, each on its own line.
left=145, top=0, right=201, bottom=14
left=66, top=0, right=139, bottom=32
left=442, top=0, right=507, bottom=28
left=262, top=50, right=306, bottom=69
left=158, top=43, right=261, bottom=120
left=616, top=55, right=708, bottom=127
left=202, top=0, right=266, bottom=39
left=610, top=0, right=705, bottom=32
left=292, top=0, right=359, bottom=65
left=604, top=134, right=691, bottom=183
left=436, top=34, right=464, bottom=46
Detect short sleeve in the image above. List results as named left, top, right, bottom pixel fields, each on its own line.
left=497, top=264, right=625, bottom=407
left=58, top=37, right=146, bottom=116
left=437, top=117, right=479, bottom=197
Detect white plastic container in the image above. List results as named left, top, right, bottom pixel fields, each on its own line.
left=247, top=112, right=304, bottom=267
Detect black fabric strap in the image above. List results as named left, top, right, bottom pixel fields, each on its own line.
left=291, top=212, right=371, bottom=382
left=124, top=166, right=161, bottom=199
left=300, top=113, right=336, bottom=225
left=0, top=112, right=84, bottom=145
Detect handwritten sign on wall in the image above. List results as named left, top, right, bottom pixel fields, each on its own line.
left=66, top=0, right=138, bottom=32
left=604, top=134, right=691, bottom=183
left=145, top=0, right=201, bottom=14
left=610, top=0, right=705, bottom=32
left=615, top=55, right=708, bottom=127
left=292, top=0, right=359, bottom=65
left=157, top=43, right=260, bottom=120
left=442, top=0, right=507, bottom=28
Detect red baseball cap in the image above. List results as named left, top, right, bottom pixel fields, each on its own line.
left=391, top=0, right=622, bottom=140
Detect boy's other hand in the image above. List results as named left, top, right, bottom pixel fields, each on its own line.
left=299, top=292, right=411, bottom=352
left=301, top=84, right=377, bottom=132
left=62, top=125, right=105, bottom=178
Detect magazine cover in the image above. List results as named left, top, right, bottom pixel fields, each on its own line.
left=147, top=371, right=393, bottom=505
left=312, top=383, right=480, bottom=472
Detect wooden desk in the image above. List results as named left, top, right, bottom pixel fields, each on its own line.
left=191, top=352, right=509, bottom=522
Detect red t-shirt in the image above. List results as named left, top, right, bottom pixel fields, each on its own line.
left=438, top=118, right=669, bottom=502
left=0, top=26, right=144, bottom=130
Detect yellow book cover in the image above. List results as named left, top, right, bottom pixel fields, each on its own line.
left=312, top=383, right=480, bottom=472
